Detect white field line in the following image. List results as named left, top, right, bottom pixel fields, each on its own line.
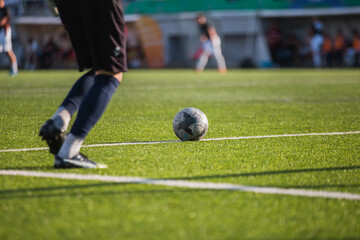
left=1, top=131, right=360, bottom=153
left=0, top=170, right=360, bottom=200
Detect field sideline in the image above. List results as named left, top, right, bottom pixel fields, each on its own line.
left=0, top=69, right=360, bottom=239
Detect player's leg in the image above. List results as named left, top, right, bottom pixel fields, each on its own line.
left=212, top=37, right=227, bottom=73
left=40, top=0, right=95, bottom=156
left=311, top=35, right=323, bottom=68
left=57, top=73, right=120, bottom=159
left=213, top=50, right=227, bottom=73
left=196, top=41, right=212, bottom=72
left=39, top=70, right=95, bottom=155
left=6, top=50, right=17, bottom=75
left=312, top=51, right=322, bottom=68
left=55, top=0, right=126, bottom=168
left=59, top=70, right=96, bottom=118
left=196, top=52, right=209, bottom=72
left=3, top=28, right=18, bottom=76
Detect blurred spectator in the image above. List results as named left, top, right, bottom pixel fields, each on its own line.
left=322, top=32, right=333, bottom=67
left=284, top=32, right=300, bottom=67
left=57, top=32, right=75, bottom=68
left=126, top=29, right=142, bottom=68
left=24, top=37, right=39, bottom=70
left=344, top=40, right=355, bottom=67
left=0, top=0, right=18, bottom=76
left=352, top=29, right=360, bottom=67
left=311, top=17, right=324, bottom=36
left=309, top=29, right=323, bottom=68
left=265, top=22, right=282, bottom=65
left=333, top=28, right=346, bottom=67
left=309, top=17, right=324, bottom=68
left=40, top=36, right=59, bottom=68
left=298, top=37, right=311, bottom=67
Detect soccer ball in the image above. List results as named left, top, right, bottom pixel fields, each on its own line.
left=173, top=107, right=209, bottom=141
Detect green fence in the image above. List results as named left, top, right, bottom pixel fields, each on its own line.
left=124, top=0, right=286, bottom=14
left=124, top=0, right=360, bottom=14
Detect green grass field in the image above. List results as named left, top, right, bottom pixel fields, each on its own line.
left=1, top=69, right=360, bottom=240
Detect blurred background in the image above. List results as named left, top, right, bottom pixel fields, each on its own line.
left=2, top=0, right=360, bottom=70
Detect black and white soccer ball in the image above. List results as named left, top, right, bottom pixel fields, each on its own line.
left=173, top=107, right=209, bottom=141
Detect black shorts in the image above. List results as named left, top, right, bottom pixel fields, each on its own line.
left=56, top=0, right=127, bottom=72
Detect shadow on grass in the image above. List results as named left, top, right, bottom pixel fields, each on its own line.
left=1, top=165, right=359, bottom=199
left=164, top=165, right=360, bottom=181
left=1, top=166, right=54, bottom=171
left=0, top=182, right=201, bottom=199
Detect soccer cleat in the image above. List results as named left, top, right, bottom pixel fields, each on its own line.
left=39, top=119, right=67, bottom=155
left=54, top=153, right=107, bottom=169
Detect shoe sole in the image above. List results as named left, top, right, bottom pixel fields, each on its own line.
left=54, top=158, right=107, bottom=169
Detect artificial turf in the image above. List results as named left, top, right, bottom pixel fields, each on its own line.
left=0, top=69, right=359, bottom=239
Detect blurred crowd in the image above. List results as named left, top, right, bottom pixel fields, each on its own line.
left=20, top=18, right=360, bottom=70
left=22, top=32, right=75, bottom=70
left=265, top=19, right=360, bottom=68
left=21, top=28, right=145, bottom=70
